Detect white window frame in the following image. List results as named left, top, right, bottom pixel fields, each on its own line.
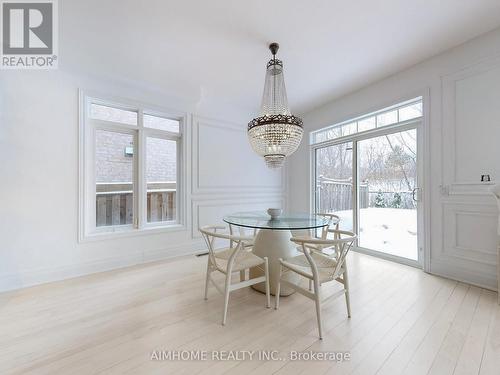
left=310, top=97, right=423, bottom=146
left=309, top=96, right=426, bottom=269
left=78, top=90, right=187, bottom=242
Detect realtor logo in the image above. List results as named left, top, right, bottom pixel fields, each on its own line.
left=1, top=0, right=58, bottom=69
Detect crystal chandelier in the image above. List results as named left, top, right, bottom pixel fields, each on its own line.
left=248, top=43, right=303, bottom=169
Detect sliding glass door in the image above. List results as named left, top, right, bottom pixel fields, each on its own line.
left=315, top=142, right=354, bottom=232
left=313, top=125, right=422, bottom=266
left=357, top=129, right=418, bottom=260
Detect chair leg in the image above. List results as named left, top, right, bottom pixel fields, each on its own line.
left=204, top=259, right=211, bottom=300
left=314, top=279, right=323, bottom=340
left=222, top=273, right=231, bottom=326
left=274, top=261, right=283, bottom=309
left=343, top=265, right=351, bottom=318
left=240, top=270, right=246, bottom=282
left=308, top=279, right=313, bottom=291
left=264, top=258, right=270, bottom=308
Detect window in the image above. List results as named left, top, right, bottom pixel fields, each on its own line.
left=144, top=114, right=180, bottom=133
left=311, top=97, right=423, bottom=145
left=146, top=137, right=177, bottom=223
left=80, top=94, right=183, bottom=239
left=95, top=129, right=135, bottom=227
left=311, top=97, right=423, bottom=264
left=90, top=103, right=138, bottom=125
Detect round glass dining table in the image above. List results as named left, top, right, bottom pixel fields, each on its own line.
left=223, top=211, right=330, bottom=296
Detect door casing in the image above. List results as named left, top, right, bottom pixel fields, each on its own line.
left=310, top=118, right=425, bottom=269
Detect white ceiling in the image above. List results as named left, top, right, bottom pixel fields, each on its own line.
left=61, top=0, right=500, bottom=116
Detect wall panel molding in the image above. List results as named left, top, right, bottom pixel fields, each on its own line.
left=441, top=53, right=500, bottom=195
left=191, top=116, right=286, bottom=195
left=441, top=202, right=497, bottom=266
left=447, top=182, right=497, bottom=196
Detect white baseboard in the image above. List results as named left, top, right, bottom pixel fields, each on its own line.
left=0, top=239, right=206, bottom=293
left=430, top=258, right=498, bottom=291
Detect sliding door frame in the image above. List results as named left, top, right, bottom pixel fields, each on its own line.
left=310, top=118, right=425, bottom=269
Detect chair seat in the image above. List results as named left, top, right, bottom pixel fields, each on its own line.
left=281, top=252, right=340, bottom=283
left=242, top=239, right=255, bottom=248
left=214, top=247, right=264, bottom=272
left=294, top=236, right=339, bottom=254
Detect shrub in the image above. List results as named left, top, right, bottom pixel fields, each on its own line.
left=374, top=190, right=386, bottom=208
left=392, top=192, right=402, bottom=208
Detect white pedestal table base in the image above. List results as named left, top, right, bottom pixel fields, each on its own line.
left=249, top=229, right=300, bottom=296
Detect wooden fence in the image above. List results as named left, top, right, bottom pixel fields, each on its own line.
left=317, top=177, right=416, bottom=212
left=316, top=177, right=368, bottom=212
left=96, top=182, right=176, bottom=227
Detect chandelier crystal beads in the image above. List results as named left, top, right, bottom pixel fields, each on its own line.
left=248, top=43, right=303, bottom=169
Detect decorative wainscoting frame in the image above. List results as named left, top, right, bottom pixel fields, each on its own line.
left=190, top=116, right=288, bottom=239
left=441, top=202, right=498, bottom=265
left=433, top=201, right=498, bottom=291
left=445, top=182, right=497, bottom=196
left=441, top=52, right=500, bottom=196
left=191, top=116, right=286, bottom=195
left=437, top=53, right=500, bottom=290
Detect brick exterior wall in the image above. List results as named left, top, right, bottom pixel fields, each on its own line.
left=96, top=130, right=176, bottom=183
left=146, top=137, right=177, bottom=182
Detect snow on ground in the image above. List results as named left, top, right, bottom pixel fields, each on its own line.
left=335, top=208, right=418, bottom=261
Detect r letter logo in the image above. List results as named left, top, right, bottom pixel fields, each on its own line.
left=1, top=0, right=58, bottom=69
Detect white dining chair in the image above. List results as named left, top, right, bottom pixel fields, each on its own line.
left=317, top=213, right=341, bottom=239
left=275, top=229, right=356, bottom=339
left=291, top=212, right=340, bottom=240
left=291, top=213, right=341, bottom=291
left=199, top=225, right=271, bottom=325
left=229, top=223, right=257, bottom=248
left=229, top=224, right=258, bottom=282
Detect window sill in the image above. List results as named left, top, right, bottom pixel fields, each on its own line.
left=79, top=223, right=186, bottom=243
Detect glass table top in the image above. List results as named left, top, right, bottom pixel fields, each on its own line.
left=223, top=211, right=330, bottom=230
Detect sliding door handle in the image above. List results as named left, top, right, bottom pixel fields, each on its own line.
left=412, top=187, right=421, bottom=202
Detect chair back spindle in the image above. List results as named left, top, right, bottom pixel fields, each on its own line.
left=293, top=229, right=356, bottom=281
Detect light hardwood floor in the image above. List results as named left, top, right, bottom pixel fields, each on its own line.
left=0, top=252, right=499, bottom=375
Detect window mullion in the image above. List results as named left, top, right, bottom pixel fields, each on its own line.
left=137, top=109, right=146, bottom=229
left=89, top=124, right=97, bottom=233
left=353, top=140, right=359, bottom=247
left=143, top=128, right=181, bottom=140
left=175, top=137, right=181, bottom=225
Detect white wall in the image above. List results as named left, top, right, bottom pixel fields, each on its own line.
left=289, top=27, right=500, bottom=290
left=0, top=70, right=285, bottom=292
